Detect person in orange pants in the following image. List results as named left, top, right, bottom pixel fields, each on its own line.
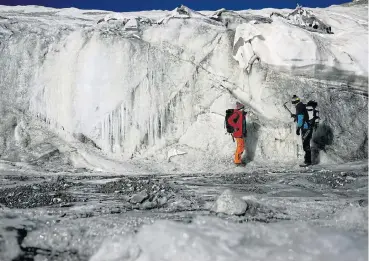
left=234, top=137, right=245, bottom=164
left=227, top=102, right=247, bottom=165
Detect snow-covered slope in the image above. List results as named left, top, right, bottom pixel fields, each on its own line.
left=0, top=2, right=367, bottom=173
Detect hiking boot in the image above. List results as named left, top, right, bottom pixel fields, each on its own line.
left=235, top=162, right=246, bottom=166
left=299, top=162, right=312, bottom=167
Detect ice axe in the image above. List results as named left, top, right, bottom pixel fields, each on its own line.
left=283, top=101, right=296, bottom=120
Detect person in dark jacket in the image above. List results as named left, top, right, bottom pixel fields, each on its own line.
left=291, top=95, right=312, bottom=165
left=227, top=102, right=247, bottom=165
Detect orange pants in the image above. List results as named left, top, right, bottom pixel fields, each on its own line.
left=234, top=138, right=245, bottom=164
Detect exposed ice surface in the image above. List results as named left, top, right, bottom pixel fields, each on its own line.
left=0, top=1, right=367, bottom=173
left=0, top=161, right=367, bottom=261
left=0, top=1, right=367, bottom=260
left=91, top=216, right=367, bottom=261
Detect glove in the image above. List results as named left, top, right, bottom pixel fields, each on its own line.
left=291, top=114, right=297, bottom=122
left=296, top=128, right=300, bottom=136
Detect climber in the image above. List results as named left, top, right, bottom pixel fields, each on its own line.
left=225, top=102, right=247, bottom=166
left=290, top=95, right=312, bottom=166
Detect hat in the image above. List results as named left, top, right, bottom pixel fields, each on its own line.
left=236, top=102, right=245, bottom=109
left=291, top=95, right=300, bottom=105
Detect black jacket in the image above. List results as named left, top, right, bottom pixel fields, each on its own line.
left=295, top=102, right=309, bottom=129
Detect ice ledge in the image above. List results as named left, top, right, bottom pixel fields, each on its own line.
left=232, top=19, right=368, bottom=80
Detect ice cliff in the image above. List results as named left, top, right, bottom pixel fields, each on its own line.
left=0, top=2, right=367, bottom=173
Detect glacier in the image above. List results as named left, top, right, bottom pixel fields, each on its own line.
left=0, top=2, right=368, bottom=260
left=0, top=2, right=367, bottom=173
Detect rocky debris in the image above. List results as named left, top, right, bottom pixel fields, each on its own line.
left=98, top=177, right=175, bottom=210
left=97, top=14, right=153, bottom=26
left=210, top=8, right=272, bottom=29
left=97, top=176, right=204, bottom=212
left=211, top=189, right=247, bottom=216
left=219, top=173, right=277, bottom=184
left=0, top=167, right=366, bottom=261
left=3, top=175, right=30, bottom=181
left=306, top=171, right=361, bottom=189
left=130, top=191, right=149, bottom=204
left=271, top=5, right=333, bottom=34
left=0, top=177, right=77, bottom=208
left=98, top=176, right=176, bottom=196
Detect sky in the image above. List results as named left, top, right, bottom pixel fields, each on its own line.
left=0, top=0, right=350, bottom=12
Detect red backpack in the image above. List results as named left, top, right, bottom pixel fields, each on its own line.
left=225, top=109, right=247, bottom=137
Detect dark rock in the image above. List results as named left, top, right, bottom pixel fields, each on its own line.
left=140, top=201, right=157, bottom=210
left=358, top=199, right=368, bottom=207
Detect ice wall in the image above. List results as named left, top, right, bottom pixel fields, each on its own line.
left=0, top=3, right=367, bottom=171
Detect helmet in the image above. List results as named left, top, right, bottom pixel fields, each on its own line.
left=236, top=102, right=245, bottom=109
left=291, top=95, right=300, bottom=105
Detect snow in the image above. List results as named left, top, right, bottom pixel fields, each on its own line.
left=90, top=216, right=367, bottom=261
left=0, top=3, right=367, bottom=174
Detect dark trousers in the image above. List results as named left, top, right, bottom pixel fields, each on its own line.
left=301, top=128, right=312, bottom=164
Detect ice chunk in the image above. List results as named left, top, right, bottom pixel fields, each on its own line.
left=124, top=18, right=139, bottom=30
left=211, top=189, right=247, bottom=215
left=130, top=191, right=149, bottom=204
left=167, top=148, right=187, bottom=162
